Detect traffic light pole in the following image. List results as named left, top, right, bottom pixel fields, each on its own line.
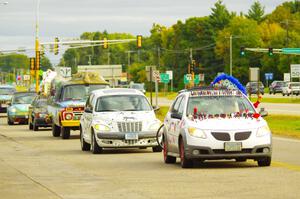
left=230, top=35, right=232, bottom=76
left=35, top=0, right=40, bottom=93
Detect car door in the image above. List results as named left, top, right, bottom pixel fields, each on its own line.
left=81, top=95, right=93, bottom=142
left=173, top=96, right=186, bottom=153
left=85, top=94, right=95, bottom=141
left=167, top=95, right=183, bottom=153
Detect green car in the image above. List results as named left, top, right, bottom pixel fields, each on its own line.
left=7, top=92, right=37, bottom=125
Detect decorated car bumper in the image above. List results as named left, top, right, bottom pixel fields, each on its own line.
left=96, top=131, right=158, bottom=148
left=61, top=120, right=80, bottom=127
left=185, top=129, right=272, bottom=159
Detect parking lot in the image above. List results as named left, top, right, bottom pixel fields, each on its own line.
left=0, top=117, right=300, bottom=199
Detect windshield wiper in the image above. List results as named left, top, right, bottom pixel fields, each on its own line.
left=123, top=109, right=138, bottom=111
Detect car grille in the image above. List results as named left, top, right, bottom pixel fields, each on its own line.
left=211, top=132, right=230, bottom=141
left=73, top=112, right=83, bottom=120
left=117, top=121, right=142, bottom=132
left=235, top=131, right=251, bottom=141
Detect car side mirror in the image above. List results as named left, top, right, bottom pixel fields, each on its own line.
left=171, top=112, right=182, bottom=120
left=85, top=107, right=92, bottom=113
left=153, top=106, right=160, bottom=112
left=259, top=108, right=268, bottom=117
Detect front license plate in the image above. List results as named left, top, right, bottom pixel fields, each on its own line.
left=125, top=133, right=138, bottom=140
left=224, top=142, right=242, bottom=152
left=1, top=104, right=8, bottom=108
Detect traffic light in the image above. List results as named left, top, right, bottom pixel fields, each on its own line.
left=36, top=51, right=40, bottom=70
left=103, top=37, right=108, bottom=49
left=268, top=47, right=273, bottom=56
left=40, top=45, right=45, bottom=56
left=137, top=35, right=142, bottom=48
left=54, top=37, right=59, bottom=55
left=240, top=47, right=245, bottom=56
left=191, top=60, right=196, bottom=73
left=29, top=57, right=35, bottom=70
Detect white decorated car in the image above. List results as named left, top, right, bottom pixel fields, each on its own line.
left=162, top=87, right=272, bottom=168
left=80, top=88, right=162, bottom=154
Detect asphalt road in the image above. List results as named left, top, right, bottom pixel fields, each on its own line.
left=0, top=118, right=299, bottom=199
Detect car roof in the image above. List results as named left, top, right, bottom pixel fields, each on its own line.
left=91, top=88, right=144, bottom=97
left=0, top=85, right=14, bottom=89
left=178, top=87, right=244, bottom=97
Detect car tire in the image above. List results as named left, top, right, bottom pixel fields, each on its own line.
left=282, top=93, right=285, bottom=96
left=179, top=138, right=193, bottom=168
left=163, top=137, right=176, bottom=164
left=7, top=117, right=13, bottom=125
left=80, top=126, right=90, bottom=151
left=52, top=123, right=61, bottom=137
left=61, top=127, right=70, bottom=139
left=33, top=120, right=38, bottom=131
left=91, top=131, right=102, bottom=154
left=257, top=157, right=271, bottom=167
left=29, top=122, right=33, bottom=130
left=152, top=146, right=162, bottom=152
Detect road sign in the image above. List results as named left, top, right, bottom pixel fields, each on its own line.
left=199, top=73, right=205, bottom=82
left=249, top=68, right=260, bottom=81
left=160, top=73, right=170, bottom=83
left=184, top=74, right=192, bottom=84
left=23, top=75, right=30, bottom=81
left=152, top=70, right=160, bottom=81
left=282, top=48, right=300, bottom=54
left=166, top=70, right=173, bottom=80
left=59, top=67, right=72, bottom=78
left=265, top=73, right=273, bottom=80
left=284, top=73, right=290, bottom=82
left=194, top=75, right=200, bottom=84
left=291, top=64, right=300, bottom=78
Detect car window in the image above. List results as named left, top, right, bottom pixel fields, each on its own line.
left=171, top=96, right=183, bottom=113
left=95, top=95, right=152, bottom=112
left=178, top=96, right=186, bottom=115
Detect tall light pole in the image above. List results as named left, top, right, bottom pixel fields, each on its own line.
left=230, top=35, right=232, bottom=76
left=35, top=0, right=40, bottom=92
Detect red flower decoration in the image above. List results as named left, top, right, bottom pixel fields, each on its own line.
left=253, top=113, right=260, bottom=119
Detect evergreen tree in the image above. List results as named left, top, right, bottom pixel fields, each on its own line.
left=247, top=1, right=265, bottom=23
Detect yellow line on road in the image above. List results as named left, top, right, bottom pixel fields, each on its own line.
left=272, top=161, right=300, bottom=172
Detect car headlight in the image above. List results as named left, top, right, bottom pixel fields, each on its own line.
left=94, top=124, right=110, bottom=132
left=149, top=121, right=162, bottom=131
left=10, top=108, right=17, bottom=113
left=257, top=125, right=271, bottom=137
left=188, top=127, right=207, bottom=139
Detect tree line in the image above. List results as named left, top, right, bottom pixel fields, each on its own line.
left=60, top=0, right=300, bottom=89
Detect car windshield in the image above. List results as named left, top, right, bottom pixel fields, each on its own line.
left=291, top=82, right=300, bottom=87
left=36, top=99, right=47, bottom=107
left=13, top=93, right=36, bottom=104
left=0, top=88, right=15, bottom=95
left=62, top=84, right=107, bottom=101
left=131, top=84, right=144, bottom=89
left=95, top=95, right=152, bottom=112
left=187, top=96, right=255, bottom=116
left=250, top=82, right=263, bottom=87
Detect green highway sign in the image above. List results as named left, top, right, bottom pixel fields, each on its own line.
left=184, top=74, right=192, bottom=84
left=282, top=48, right=300, bottom=54
left=194, top=75, right=200, bottom=84
left=160, top=73, right=170, bottom=83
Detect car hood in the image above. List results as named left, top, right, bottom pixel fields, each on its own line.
left=0, top=95, right=12, bottom=101
left=92, top=111, right=156, bottom=124
left=58, top=100, right=86, bottom=108
left=191, top=117, right=267, bottom=131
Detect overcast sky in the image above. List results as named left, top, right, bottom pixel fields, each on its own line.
left=0, top=0, right=288, bottom=63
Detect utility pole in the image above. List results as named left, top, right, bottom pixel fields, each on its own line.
left=107, top=51, right=110, bottom=65
left=35, top=0, right=40, bottom=92
left=230, top=35, right=232, bottom=76
left=157, top=47, right=160, bottom=68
